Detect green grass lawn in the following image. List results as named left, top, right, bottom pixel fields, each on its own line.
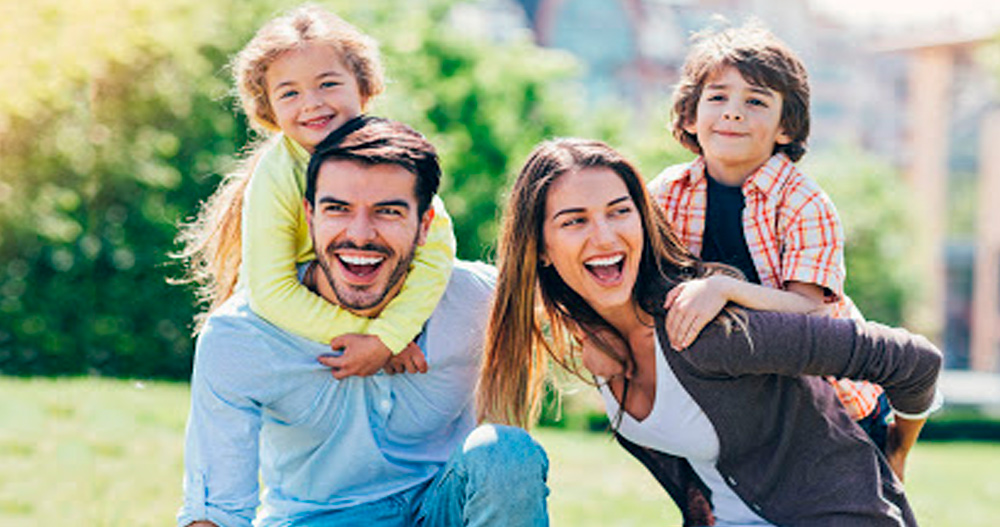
left=0, top=377, right=995, bottom=526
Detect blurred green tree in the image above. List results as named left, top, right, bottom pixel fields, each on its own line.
left=0, top=0, right=590, bottom=378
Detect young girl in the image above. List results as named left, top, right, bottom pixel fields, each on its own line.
left=176, top=5, right=454, bottom=375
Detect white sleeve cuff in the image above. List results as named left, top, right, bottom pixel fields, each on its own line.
left=892, top=388, right=944, bottom=420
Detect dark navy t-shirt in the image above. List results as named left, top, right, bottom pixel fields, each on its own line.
left=701, top=174, right=762, bottom=284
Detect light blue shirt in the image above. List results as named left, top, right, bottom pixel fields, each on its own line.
left=178, top=261, right=497, bottom=527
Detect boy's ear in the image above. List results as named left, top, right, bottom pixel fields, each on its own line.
left=775, top=128, right=793, bottom=145
left=682, top=118, right=698, bottom=137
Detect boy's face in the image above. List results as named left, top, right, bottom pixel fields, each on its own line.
left=684, top=66, right=792, bottom=185
left=266, top=44, right=365, bottom=153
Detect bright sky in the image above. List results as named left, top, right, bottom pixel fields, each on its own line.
left=810, top=0, right=1000, bottom=27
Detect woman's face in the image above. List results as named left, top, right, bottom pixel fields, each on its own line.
left=542, top=167, right=643, bottom=318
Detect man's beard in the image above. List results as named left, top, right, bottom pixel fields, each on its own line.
left=313, top=236, right=418, bottom=313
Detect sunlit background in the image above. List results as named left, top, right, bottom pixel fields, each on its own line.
left=1, top=0, right=999, bottom=524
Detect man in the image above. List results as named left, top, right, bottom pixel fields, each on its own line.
left=178, top=118, right=549, bottom=527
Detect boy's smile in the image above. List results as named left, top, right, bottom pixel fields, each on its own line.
left=685, top=66, right=792, bottom=186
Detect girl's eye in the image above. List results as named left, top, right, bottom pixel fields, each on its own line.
left=278, top=89, right=298, bottom=100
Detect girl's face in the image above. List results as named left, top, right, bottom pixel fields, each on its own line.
left=541, top=167, right=643, bottom=319
left=265, top=43, right=365, bottom=152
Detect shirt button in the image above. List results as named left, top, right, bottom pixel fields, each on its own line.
left=380, top=399, right=392, bottom=412
left=726, top=476, right=737, bottom=486
left=751, top=503, right=763, bottom=512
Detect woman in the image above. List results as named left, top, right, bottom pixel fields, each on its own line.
left=478, top=138, right=941, bottom=526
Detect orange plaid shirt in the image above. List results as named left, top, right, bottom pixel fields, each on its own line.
left=648, top=154, right=883, bottom=420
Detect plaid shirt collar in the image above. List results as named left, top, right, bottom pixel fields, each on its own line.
left=683, top=153, right=792, bottom=197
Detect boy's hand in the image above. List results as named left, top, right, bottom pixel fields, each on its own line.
left=664, top=275, right=733, bottom=351
left=318, top=334, right=393, bottom=380
left=383, top=342, right=429, bottom=375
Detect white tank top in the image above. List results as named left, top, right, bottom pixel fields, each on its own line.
left=598, top=334, right=774, bottom=527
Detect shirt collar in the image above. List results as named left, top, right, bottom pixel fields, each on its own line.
left=688, top=153, right=791, bottom=195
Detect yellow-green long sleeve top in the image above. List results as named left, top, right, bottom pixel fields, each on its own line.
left=239, top=134, right=456, bottom=353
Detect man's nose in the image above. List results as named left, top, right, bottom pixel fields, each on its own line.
left=344, top=213, right=376, bottom=242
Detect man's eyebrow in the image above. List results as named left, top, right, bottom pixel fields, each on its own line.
left=375, top=199, right=411, bottom=210
left=318, top=196, right=349, bottom=206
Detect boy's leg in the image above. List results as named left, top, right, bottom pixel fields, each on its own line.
left=855, top=392, right=892, bottom=453
left=413, top=424, right=550, bottom=526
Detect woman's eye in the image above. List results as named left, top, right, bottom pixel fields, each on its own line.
left=611, top=206, right=633, bottom=217
left=561, top=217, right=584, bottom=228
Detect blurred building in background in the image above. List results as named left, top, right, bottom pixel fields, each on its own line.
left=473, top=0, right=1000, bottom=371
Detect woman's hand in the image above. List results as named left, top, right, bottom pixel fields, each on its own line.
left=664, top=275, right=733, bottom=351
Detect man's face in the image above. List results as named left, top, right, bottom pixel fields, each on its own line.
left=305, top=159, right=433, bottom=317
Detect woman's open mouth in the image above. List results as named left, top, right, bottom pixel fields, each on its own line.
left=583, top=254, right=624, bottom=285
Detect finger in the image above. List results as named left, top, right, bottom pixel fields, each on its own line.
left=664, top=286, right=681, bottom=310
left=413, top=353, right=428, bottom=374
left=318, top=354, right=345, bottom=369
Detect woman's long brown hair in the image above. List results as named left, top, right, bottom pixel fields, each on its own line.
left=477, top=139, right=708, bottom=428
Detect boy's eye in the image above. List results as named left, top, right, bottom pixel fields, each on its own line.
left=747, top=97, right=767, bottom=107
left=706, top=93, right=725, bottom=102
left=320, top=81, right=341, bottom=89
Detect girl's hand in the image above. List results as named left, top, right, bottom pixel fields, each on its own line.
left=383, top=341, right=429, bottom=375
left=318, top=334, right=393, bottom=379
left=664, top=275, right=733, bottom=351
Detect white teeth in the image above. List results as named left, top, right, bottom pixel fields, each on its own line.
left=585, top=255, right=623, bottom=267
left=340, top=255, right=384, bottom=266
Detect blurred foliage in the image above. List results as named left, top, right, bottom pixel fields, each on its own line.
left=803, top=147, right=922, bottom=326
left=0, top=0, right=919, bottom=378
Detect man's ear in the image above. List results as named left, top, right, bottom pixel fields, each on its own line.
left=303, top=198, right=315, bottom=237
left=416, top=206, right=435, bottom=246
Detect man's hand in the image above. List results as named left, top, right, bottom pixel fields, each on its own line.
left=318, top=334, right=393, bottom=380
left=664, top=275, right=733, bottom=351
left=383, top=341, right=429, bottom=375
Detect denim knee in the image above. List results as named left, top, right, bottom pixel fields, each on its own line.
left=460, top=424, right=549, bottom=485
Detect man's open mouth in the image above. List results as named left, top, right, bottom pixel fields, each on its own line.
left=337, top=254, right=385, bottom=278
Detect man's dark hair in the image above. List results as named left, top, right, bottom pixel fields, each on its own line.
left=305, top=116, right=441, bottom=216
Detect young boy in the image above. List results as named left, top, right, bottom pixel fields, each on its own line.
left=648, top=22, right=924, bottom=476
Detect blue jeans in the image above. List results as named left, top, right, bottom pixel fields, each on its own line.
left=297, top=425, right=550, bottom=526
